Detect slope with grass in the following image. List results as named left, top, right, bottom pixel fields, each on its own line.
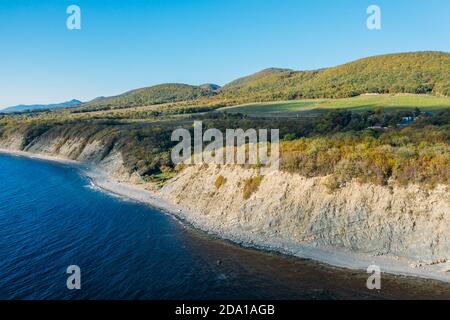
left=221, top=94, right=450, bottom=117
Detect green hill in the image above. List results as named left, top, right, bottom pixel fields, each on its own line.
left=78, top=51, right=449, bottom=111
left=80, top=83, right=218, bottom=111
left=219, top=51, right=450, bottom=101
left=222, top=68, right=295, bottom=90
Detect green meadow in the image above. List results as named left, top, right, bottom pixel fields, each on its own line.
left=220, top=94, right=450, bottom=117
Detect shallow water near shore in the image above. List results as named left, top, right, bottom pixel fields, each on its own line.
left=0, top=154, right=448, bottom=300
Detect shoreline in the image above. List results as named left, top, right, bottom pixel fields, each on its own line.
left=1, top=148, right=449, bottom=283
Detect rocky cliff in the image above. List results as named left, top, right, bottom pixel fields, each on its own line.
left=161, top=165, right=449, bottom=265
left=1, top=130, right=449, bottom=278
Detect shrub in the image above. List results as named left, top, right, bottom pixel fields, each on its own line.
left=324, top=175, right=342, bottom=193
left=243, top=176, right=263, bottom=199
left=214, top=175, right=226, bottom=189
left=280, top=125, right=450, bottom=186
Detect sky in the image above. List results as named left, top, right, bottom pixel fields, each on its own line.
left=0, top=0, right=449, bottom=108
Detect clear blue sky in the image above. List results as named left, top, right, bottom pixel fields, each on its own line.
left=0, top=0, right=449, bottom=108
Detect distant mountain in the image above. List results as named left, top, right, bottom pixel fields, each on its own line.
left=199, top=83, right=221, bottom=91
left=2, top=99, right=82, bottom=113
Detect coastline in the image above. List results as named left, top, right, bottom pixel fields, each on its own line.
left=1, top=148, right=449, bottom=283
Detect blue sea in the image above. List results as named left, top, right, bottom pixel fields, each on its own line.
left=0, top=153, right=448, bottom=300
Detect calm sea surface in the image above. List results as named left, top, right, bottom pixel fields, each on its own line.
left=0, top=153, right=448, bottom=300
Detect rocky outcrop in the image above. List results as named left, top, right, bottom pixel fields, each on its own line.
left=0, top=128, right=133, bottom=182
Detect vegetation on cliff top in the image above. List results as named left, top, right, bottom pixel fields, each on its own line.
left=281, top=125, right=450, bottom=188
left=1, top=107, right=448, bottom=187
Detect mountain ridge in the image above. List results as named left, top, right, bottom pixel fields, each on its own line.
left=80, top=51, right=448, bottom=110
left=2, top=99, right=82, bottom=113
left=6, top=51, right=450, bottom=113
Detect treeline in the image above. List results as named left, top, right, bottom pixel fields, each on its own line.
left=281, top=125, right=449, bottom=188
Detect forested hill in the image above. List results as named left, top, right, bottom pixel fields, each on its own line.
left=219, top=51, right=450, bottom=101
left=78, top=51, right=449, bottom=111
left=79, top=83, right=219, bottom=111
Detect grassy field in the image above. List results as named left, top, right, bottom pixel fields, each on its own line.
left=220, top=94, right=450, bottom=117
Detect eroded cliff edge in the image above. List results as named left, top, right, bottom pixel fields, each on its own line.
left=162, top=165, right=449, bottom=264
left=1, top=130, right=449, bottom=277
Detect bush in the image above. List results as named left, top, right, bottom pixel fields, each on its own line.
left=324, top=175, right=343, bottom=193
left=243, top=176, right=263, bottom=199
left=214, top=175, right=226, bottom=189
left=280, top=126, right=450, bottom=187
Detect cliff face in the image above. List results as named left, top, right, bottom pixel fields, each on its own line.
left=1, top=130, right=449, bottom=269
left=0, top=129, right=132, bottom=181
left=161, top=165, right=449, bottom=265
